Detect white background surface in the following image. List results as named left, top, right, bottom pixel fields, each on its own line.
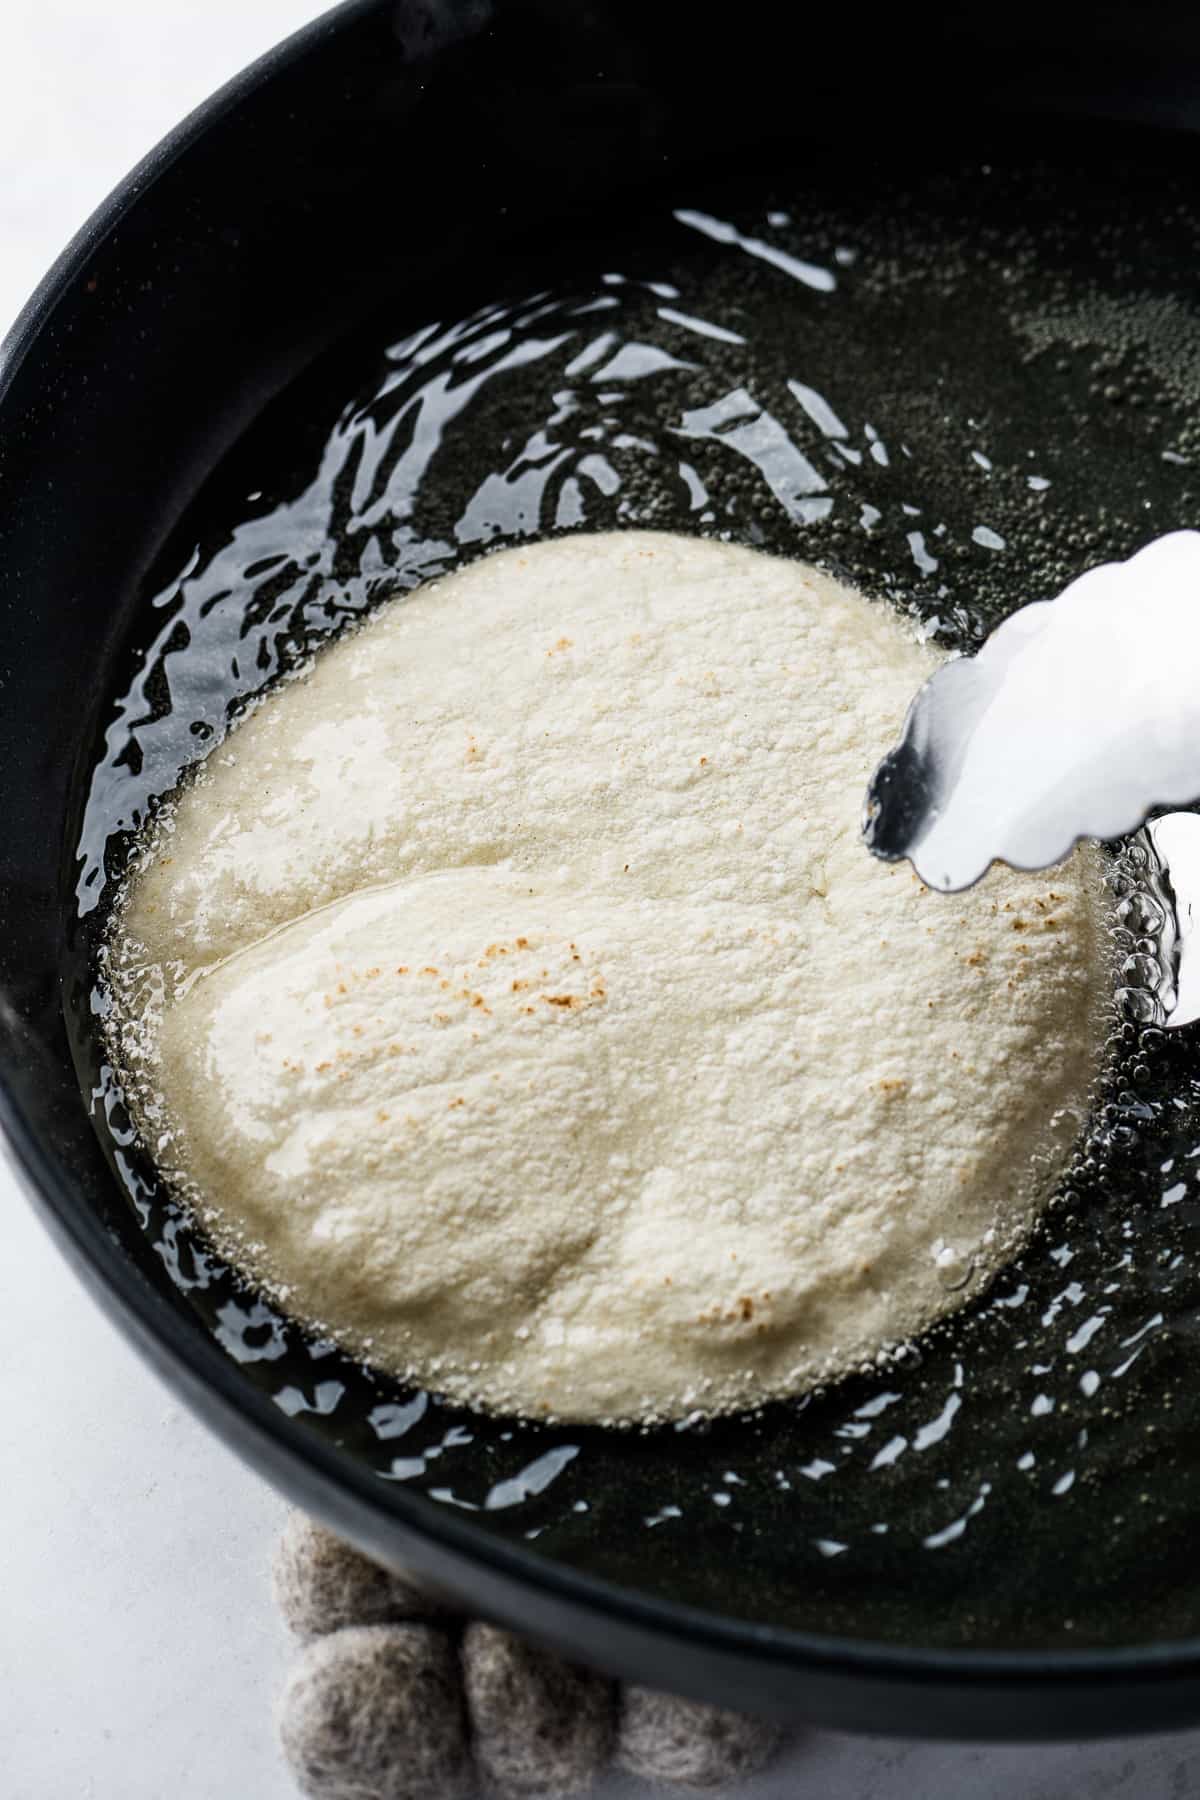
left=4, top=6, right=1200, bottom=1797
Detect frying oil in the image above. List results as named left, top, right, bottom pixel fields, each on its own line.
left=69, top=127, right=1200, bottom=1652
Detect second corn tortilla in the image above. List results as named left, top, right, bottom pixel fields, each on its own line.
left=110, top=530, right=1106, bottom=1423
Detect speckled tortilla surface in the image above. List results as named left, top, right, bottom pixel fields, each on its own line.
left=107, top=531, right=1107, bottom=1422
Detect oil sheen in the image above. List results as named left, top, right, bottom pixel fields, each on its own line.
left=70, top=136, right=1200, bottom=1647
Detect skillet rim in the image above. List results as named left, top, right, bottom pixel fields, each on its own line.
left=6, top=0, right=1200, bottom=1735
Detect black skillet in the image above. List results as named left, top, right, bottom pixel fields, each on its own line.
left=7, top=0, right=1200, bottom=1741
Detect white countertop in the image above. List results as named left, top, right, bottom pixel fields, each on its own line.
left=3, top=7, right=1200, bottom=1796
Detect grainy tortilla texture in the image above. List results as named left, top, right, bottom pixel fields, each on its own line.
left=110, top=531, right=1106, bottom=1423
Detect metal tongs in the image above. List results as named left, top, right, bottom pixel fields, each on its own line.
left=862, top=531, right=1200, bottom=1028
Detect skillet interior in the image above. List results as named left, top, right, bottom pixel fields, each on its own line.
left=7, top=0, right=1200, bottom=1738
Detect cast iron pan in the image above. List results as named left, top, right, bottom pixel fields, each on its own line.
left=7, top=0, right=1200, bottom=1740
